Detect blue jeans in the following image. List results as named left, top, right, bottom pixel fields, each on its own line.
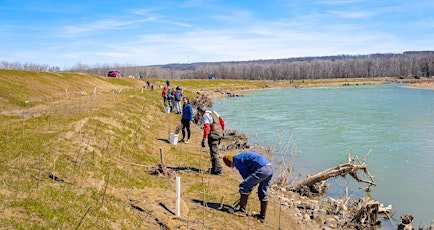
left=239, top=164, right=274, bottom=201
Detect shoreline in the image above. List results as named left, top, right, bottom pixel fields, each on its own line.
left=2, top=71, right=433, bottom=229
left=208, top=78, right=434, bottom=229
left=402, top=79, right=434, bottom=90
left=217, top=78, right=434, bottom=100
left=208, top=78, right=434, bottom=99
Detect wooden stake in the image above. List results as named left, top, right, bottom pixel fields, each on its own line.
left=75, top=206, right=91, bottom=229
left=219, top=196, right=225, bottom=209
left=160, top=148, right=164, bottom=164
left=101, top=171, right=110, bottom=207
left=52, top=157, right=57, bottom=183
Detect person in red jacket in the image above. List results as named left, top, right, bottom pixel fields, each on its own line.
left=161, top=86, right=168, bottom=106
left=197, top=104, right=225, bottom=175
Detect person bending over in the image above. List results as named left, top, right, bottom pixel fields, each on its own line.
left=223, top=151, right=274, bottom=222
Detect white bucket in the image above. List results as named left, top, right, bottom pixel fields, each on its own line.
left=165, top=107, right=170, bottom=113
left=169, top=133, right=179, bottom=145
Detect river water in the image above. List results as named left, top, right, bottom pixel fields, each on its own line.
left=213, top=83, right=434, bottom=227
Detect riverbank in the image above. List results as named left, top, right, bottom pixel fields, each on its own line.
left=197, top=77, right=434, bottom=229
left=0, top=71, right=329, bottom=229
left=403, top=78, right=434, bottom=90
left=205, top=78, right=434, bottom=101
left=1, top=70, right=431, bottom=229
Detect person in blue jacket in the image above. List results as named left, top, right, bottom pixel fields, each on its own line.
left=223, top=151, right=274, bottom=222
left=179, top=97, right=193, bottom=143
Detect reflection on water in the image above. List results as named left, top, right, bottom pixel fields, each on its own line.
left=214, top=84, right=434, bottom=226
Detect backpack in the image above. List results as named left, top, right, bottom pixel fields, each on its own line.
left=175, top=91, right=182, bottom=101
left=210, top=111, right=225, bottom=131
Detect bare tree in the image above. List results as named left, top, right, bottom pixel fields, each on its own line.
left=4, top=51, right=433, bottom=80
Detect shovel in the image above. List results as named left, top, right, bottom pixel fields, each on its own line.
left=174, top=124, right=182, bottom=134
left=224, top=199, right=240, bottom=214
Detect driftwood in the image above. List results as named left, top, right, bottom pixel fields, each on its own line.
left=397, top=214, right=414, bottom=230
left=289, top=154, right=376, bottom=195
left=286, top=154, right=391, bottom=229
left=350, top=197, right=381, bottom=228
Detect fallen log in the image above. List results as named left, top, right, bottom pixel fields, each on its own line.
left=285, top=154, right=386, bottom=228
left=288, top=154, right=376, bottom=194
left=351, top=197, right=380, bottom=227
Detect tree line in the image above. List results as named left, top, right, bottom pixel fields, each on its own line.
left=3, top=51, right=434, bottom=80
left=69, top=51, right=434, bottom=80
left=0, top=61, right=61, bottom=72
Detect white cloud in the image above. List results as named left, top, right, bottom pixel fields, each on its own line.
left=2, top=0, right=434, bottom=68
left=62, top=17, right=158, bottom=37
left=325, top=10, right=376, bottom=19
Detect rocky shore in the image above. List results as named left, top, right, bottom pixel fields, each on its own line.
left=2, top=70, right=433, bottom=229
left=191, top=80, right=434, bottom=230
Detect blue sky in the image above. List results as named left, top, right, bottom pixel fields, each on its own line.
left=1, top=0, right=434, bottom=69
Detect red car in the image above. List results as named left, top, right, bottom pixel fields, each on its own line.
left=107, top=70, right=121, bottom=77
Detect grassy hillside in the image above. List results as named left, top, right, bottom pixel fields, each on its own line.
left=2, top=70, right=410, bottom=229
left=0, top=70, right=309, bottom=229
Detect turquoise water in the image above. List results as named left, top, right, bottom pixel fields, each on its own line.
left=213, top=84, right=434, bottom=226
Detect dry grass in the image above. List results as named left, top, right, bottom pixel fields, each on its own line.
left=0, top=70, right=304, bottom=229
left=2, top=70, right=429, bottom=229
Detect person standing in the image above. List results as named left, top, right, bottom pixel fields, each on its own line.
left=167, top=88, right=173, bottom=112
left=223, top=151, right=274, bottom=222
left=171, top=88, right=177, bottom=113
left=197, top=104, right=225, bottom=175
left=179, top=97, right=193, bottom=143
left=161, top=86, right=168, bottom=106
left=174, top=87, right=182, bottom=114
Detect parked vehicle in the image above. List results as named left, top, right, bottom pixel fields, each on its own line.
left=107, top=70, right=121, bottom=77
left=208, top=74, right=218, bottom=79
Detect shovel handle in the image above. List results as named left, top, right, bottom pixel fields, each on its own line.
left=232, top=199, right=240, bottom=208
left=219, top=196, right=225, bottom=209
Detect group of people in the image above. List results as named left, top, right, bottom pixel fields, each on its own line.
left=161, top=80, right=274, bottom=222
left=161, top=85, right=183, bottom=114
left=161, top=81, right=194, bottom=144
left=199, top=104, right=273, bottom=222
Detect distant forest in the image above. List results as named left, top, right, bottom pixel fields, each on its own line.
left=2, top=51, right=434, bottom=80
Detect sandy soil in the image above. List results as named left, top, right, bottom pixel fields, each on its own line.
left=403, top=79, right=434, bottom=90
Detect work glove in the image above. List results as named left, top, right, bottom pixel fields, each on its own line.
left=201, top=139, right=206, bottom=147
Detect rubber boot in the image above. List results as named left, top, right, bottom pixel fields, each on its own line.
left=233, top=194, right=249, bottom=216
left=210, top=156, right=222, bottom=175
left=254, top=200, right=268, bottom=222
